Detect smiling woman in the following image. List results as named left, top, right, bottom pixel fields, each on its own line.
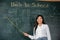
left=23, top=15, right=51, bottom=40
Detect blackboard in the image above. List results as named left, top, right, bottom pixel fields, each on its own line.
left=0, top=0, right=60, bottom=40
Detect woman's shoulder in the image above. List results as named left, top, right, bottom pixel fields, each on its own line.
left=43, top=24, right=48, bottom=26
left=42, top=24, right=49, bottom=29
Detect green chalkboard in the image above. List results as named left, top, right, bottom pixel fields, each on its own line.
left=0, top=1, right=60, bottom=40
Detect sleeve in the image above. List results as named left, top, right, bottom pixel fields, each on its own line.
left=28, top=27, right=36, bottom=39
left=28, top=35, right=36, bottom=39
left=46, top=25, right=51, bottom=40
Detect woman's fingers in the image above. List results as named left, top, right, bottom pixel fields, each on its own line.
left=23, top=32, right=29, bottom=37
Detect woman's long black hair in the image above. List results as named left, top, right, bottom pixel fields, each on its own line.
left=34, top=15, right=45, bottom=31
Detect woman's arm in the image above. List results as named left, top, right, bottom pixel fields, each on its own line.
left=23, top=27, right=36, bottom=39
left=46, top=25, right=51, bottom=40
left=28, top=34, right=36, bottom=39
left=23, top=32, right=36, bottom=39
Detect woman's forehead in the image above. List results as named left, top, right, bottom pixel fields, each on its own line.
left=38, top=16, right=42, bottom=18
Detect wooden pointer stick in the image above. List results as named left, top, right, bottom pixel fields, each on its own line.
left=6, top=17, right=24, bottom=34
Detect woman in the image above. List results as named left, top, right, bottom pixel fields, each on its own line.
left=23, top=15, right=51, bottom=40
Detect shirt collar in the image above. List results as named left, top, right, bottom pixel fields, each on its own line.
left=38, top=24, right=43, bottom=28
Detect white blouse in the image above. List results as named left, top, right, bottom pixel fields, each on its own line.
left=28, top=24, right=51, bottom=40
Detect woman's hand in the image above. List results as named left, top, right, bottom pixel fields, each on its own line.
left=23, top=32, right=29, bottom=37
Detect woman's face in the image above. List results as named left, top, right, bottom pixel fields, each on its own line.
left=37, top=16, right=43, bottom=24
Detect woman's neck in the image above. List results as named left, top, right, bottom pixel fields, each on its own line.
left=38, top=23, right=43, bottom=26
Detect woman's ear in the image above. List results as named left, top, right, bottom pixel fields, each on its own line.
left=37, top=19, right=38, bottom=22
